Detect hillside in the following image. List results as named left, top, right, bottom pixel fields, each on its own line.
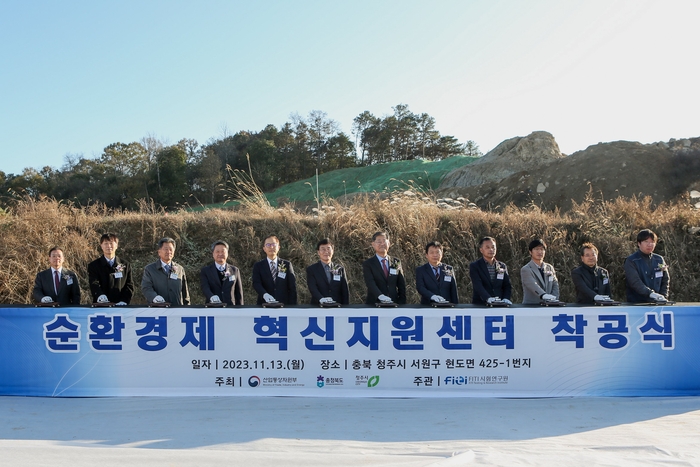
left=268, top=155, right=479, bottom=206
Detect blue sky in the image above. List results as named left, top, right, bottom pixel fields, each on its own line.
left=1, top=0, right=698, bottom=175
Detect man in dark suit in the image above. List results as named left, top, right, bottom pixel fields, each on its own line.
left=415, top=241, right=459, bottom=305
left=469, top=236, right=512, bottom=305
left=87, top=233, right=134, bottom=305
left=571, top=242, right=613, bottom=304
left=32, top=246, right=81, bottom=305
left=306, top=238, right=350, bottom=305
left=362, top=231, right=406, bottom=304
left=200, top=240, right=244, bottom=306
left=141, top=237, right=190, bottom=305
left=252, top=235, right=297, bottom=305
left=624, top=229, right=670, bottom=303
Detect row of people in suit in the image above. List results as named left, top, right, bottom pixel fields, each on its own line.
left=32, top=229, right=670, bottom=306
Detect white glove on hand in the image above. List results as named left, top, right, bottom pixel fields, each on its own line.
left=594, top=294, right=610, bottom=301
left=97, top=294, right=109, bottom=303
left=41, top=296, right=53, bottom=303
left=378, top=294, right=392, bottom=303
left=542, top=294, right=557, bottom=301
left=209, top=295, right=222, bottom=303
left=263, top=293, right=276, bottom=303
left=431, top=295, right=446, bottom=303
left=502, top=299, right=513, bottom=305
left=487, top=297, right=497, bottom=304
left=649, top=292, right=667, bottom=302
left=153, top=295, right=165, bottom=303
left=115, top=301, right=127, bottom=306
left=320, top=297, right=334, bottom=304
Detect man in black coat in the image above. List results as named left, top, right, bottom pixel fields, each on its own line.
left=200, top=240, right=244, bottom=306
left=415, top=241, right=459, bottom=305
left=32, top=246, right=81, bottom=305
left=306, top=238, right=350, bottom=305
left=571, top=242, right=613, bottom=304
left=362, top=231, right=406, bottom=304
left=87, top=233, right=134, bottom=305
left=252, top=235, right=297, bottom=305
left=469, top=236, right=512, bottom=305
left=624, top=229, right=670, bottom=303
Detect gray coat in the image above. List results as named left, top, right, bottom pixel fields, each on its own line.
left=520, top=260, right=559, bottom=304
left=141, top=260, right=190, bottom=305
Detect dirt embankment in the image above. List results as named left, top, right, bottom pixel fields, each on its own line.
left=439, top=133, right=700, bottom=211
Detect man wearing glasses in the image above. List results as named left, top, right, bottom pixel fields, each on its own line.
left=362, top=231, right=406, bottom=305
left=252, top=235, right=298, bottom=305
left=624, top=229, right=670, bottom=303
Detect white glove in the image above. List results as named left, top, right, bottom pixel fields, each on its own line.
left=153, top=295, right=165, bottom=303
left=41, top=296, right=53, bottom=303
left=431, top=295, right=446, bottom=303
left=542, top=294, right=557, bottom=301
left=502, top=299, right=513, bottom=305
left=594, top=295, right=612, bottom=301
left=378, top=294, right=392, bottom=303
left=486, top=297, right=497, bottom=304
left=263, top=293, right=276, bottom=303
left=115, top=301, right=127, bottom=306
left=97, top=294, right=109, bottom=303
left=649, top=292, right=667, bottom=302
left=209, top=295, right=222, bottom=303
left=320, top=297, right=334, bottom=304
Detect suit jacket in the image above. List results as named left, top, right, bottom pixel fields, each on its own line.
left=362, top=255, right=406, bottom=304
left=415, top=262, right=459, bottom=305
left=306, top=261, right=350, bottom=305
left=520, top=260, right=559, bottom=304
left=252, top=258, right=297, bottom=305
left=571, top=263, right=612, bottom=304
left=469, top=258, right=512, bottom=305
left=624, top=250, right=670, bottom=302
left=32, top=268, right=81, bottom=305
left=141, top=260, right=190, bottom=305
left=200, top=262, right=244, bottom=306
left=87, top=256, right=134, bottom=304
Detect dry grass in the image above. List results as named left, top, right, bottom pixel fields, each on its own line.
left=2, top=194, right=699, bottom=305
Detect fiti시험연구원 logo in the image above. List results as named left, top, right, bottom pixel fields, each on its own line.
left=367, top=375, right=380, bottom=387
left=248, top=376, right=261, bottom=387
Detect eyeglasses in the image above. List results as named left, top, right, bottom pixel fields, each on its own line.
left=264, top=243, right=279, bottom=248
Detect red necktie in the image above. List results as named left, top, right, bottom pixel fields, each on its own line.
left=382, top=259, right=389, bottom=277
left=54, top=270, right=60, bottom=294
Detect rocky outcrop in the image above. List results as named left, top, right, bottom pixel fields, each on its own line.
left=440, top=131, right=564, bottom=188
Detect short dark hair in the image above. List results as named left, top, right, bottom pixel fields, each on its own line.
left=211, top=240, right=229, bottom=251
left=317, top=238, right=333, bottom=250
left=580, top=242, right=598, bottom=256
left=263, top=235, right=280, bottom=245
left=478, top=236, right=496, bottom=248
left=636, top=229, right=657, bottom=244
left=528, top=238, right=547, bottom=251
left=100, top=233, right=119, bottom=243
left=372, top=231, right=389, bottom=242
left=425, top=241, right=443, bottom=254
left=48, top=246, right=63, bottom=256
left=157, top=237, right=176, bottom=250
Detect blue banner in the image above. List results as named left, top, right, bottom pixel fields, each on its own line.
left=1, top=305, right=698, bottom=397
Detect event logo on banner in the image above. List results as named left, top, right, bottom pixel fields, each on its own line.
left=0, top=305, right=698, bottom=397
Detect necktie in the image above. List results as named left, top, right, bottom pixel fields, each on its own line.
left=325, top=263, right=332, bottom=283
left=164, top=264, right=170, bottom=275
left=382, top=259, right=389, bottom=278
left=434, top=267, right=440, bottom=281
left=270, top=261, right=278, bottom=281
left=54, top=270, right=60, bottom=294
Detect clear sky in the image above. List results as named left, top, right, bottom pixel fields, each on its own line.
left=1, top=0, right=698, bottom=175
